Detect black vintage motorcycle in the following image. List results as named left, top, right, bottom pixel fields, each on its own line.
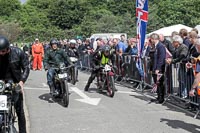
left=97, top=64, right=116, bottom=97
left=0, top=80, right=20, bottom=133
left=52, top=63, right=72, bottom=107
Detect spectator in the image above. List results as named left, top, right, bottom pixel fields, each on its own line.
left=120, top=34, right=127, bottom=46
left=159, top=34, right=175, bottom=56
left=96, top=38, right=103, bottom=51
left=171, top=31, right=179, bottom=37
left=191, top=28, right=199, bottom=37
left=189, top=38, right=200, bottom=96
left=125, top=38, right=138, bottom=55
left=179, top=28, right=192, bottom=48
left=166, top=35, right=188, bottom=64
left=166, top=35, right=188, bottom=98
left=142, top=38, right=151, bottom=58
left=185, top=31, right=199, bottom=62
left=32, top=38, right=44, bottom=71
left=113, top=38, right=127, bottom=56
left=150, top=33, right=166, bottom=104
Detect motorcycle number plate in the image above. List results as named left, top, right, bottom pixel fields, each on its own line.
left=70, top=57, right=78, bottom=62
left=58, top=73, right=68, bottom=78
left=105, top=65, right=111, bottom=71
left=0, top=95, right=8, bottom=111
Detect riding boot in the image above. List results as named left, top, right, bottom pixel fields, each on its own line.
left=84, top=78, right=92, bottom=91
left=84, top=83, right=90, bottom=91
left=157, top=85, right=161, bottom=101
left=49, top=84, right=55, bottom=95
left=158, top=85, right=164, bottom=104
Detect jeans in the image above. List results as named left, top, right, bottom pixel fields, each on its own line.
left=47, top=68, right=56, bottom=86
left=15, top=92, right=26, bottom=133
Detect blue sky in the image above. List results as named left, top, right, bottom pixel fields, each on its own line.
left=20, top=0, right=26, bottom=4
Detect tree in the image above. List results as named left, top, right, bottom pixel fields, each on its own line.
left=0, top=21, right=21, bottom=43
left=48, top=0, right=88, bottom=29
left=0, top=0, right=21, bottom=17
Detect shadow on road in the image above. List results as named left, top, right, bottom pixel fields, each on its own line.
left=87, top=87, right=99, bottom=93
left=129, top=93, right=156, bottom=105
left=86, top=87, right=114, bottom=98
left=38, top=93, right=71, bottom=108
left=38, top=93, right=55, bottom=103
left=160, top=118, right=200, bottom=133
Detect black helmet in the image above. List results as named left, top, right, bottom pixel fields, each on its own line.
left=0, top=36, right=10, bottom=51
left=50, top=39, right=58, bottom=46
left=103, top=45, right=110, bottom=52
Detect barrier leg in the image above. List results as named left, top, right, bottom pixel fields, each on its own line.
left=162, top=94, right=172, bottom=105
left=135, top=80, right=145, bottom=92
left=194, top=110, right=200, bottom=119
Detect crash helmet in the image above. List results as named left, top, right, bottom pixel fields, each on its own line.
left=0, top=36, right=10, bottom=51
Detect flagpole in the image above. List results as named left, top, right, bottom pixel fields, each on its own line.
left=135, top=0, right=148, bottom=90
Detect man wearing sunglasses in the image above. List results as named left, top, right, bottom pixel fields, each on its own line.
left=0, top=36, right=30, bottom=133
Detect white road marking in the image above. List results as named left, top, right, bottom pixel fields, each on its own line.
left=70, top=87, right=101, bottom=106
left=117, top=91, right=141, bottom=95
left=25, top=87, right=49, bottom=91
left=42, top=83, right=48, bottom=87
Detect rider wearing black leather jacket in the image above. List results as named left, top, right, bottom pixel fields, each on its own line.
left=84, top=45, right=114, bottom=91
left=66, top=39, right=79, bottom=58
left=43, top=39, right=73, bottom=95
left=0, top=36, right=30, bottom=133
left=66, top=39, right=79, bottom=82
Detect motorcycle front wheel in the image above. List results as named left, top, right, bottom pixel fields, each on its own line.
left=107, top=76, right=115, bottom=98
left=62, top=80, right=69, bottom=107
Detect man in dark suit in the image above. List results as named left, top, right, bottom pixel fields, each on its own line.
left=150, top=33, right=166, bottom=103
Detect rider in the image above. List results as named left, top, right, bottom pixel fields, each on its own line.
left=66, top=39, right=79, bottom=81
left=84, top=45, right=115, bottom=91
left=43, top=39, right=73, bottom=95
left=67, top=39, right=79, bottom=57
left=0, top=36, right=30, bottom=133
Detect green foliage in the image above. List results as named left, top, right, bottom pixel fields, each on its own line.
left=0, top=0, right=200, bottom=41
left=48, top=0, right=88, bottom=29
left=0, top=0, right=21, bottom=17
left=148, top=0, right=200, bottom=33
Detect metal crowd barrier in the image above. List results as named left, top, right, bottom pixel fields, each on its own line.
left=78, top=52, right=200, bottom=117
left=163, top=63, right=200, bottom=118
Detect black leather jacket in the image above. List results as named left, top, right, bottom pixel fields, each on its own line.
left=8, top=46, right=30, bottom=83
left=66, top=47, right=79, bottom=58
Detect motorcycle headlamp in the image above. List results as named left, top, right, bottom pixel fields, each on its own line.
left=0, top=80, right=5, bottom=93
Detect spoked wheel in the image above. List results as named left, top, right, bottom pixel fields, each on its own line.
left=8, top=124, right=17, bottom=133
left=53, top=82, right=62, bottom=99
left=107, top=76, right=115, bottom=98
left=62, top=80, right=69, bottom=107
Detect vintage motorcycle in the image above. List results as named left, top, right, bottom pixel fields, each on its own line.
left=97, top=64, right=116, bottom=97
left=0, top=80, right=20, bottom=133
left=52, top=63, right=72, bottom=107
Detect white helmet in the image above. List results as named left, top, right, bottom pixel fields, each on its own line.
left=70, top=39, right=76, bottom=44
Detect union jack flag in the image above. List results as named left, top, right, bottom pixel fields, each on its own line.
left=151, top=74, right=163, bottom=93
left=136, top=0, right=148, bottom=78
